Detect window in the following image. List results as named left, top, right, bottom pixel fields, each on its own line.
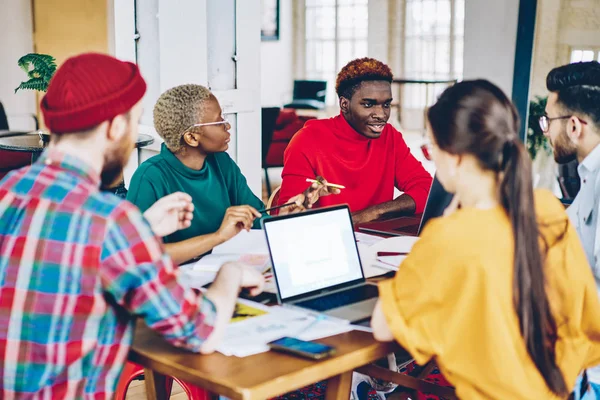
left=403, top=0, right=465, bottom=109
left=305, top=0, right=368, bottom=105
left=570, top=48, right=600, bottom=63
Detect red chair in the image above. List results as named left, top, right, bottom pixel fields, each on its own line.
left=115, top=361, right=212, bottom=400
left=0, top=151, right=31, bottom=180
left=262, top=108, right=316, bottom=196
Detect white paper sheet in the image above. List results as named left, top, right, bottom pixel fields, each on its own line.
left=354, top=231, right=385, bottom=246
left=358, top=236, right=419, bottom=277
left=370, top=236, right=420, bottom=253
left=188, top=254, right=270, bottom=273
left=212, top=229, right=269, bottom=255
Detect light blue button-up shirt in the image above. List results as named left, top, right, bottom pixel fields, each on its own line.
left=567, top=144, right=600, bottom=281
left=567, top=143, right=600, bottom=385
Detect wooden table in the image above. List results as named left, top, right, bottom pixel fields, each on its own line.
left=129, top=214, right=458, bottom=400
left=130, top=321, right=399, bottom=400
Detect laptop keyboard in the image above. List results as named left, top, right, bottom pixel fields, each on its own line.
left=295, top=284, right=379, bottom=311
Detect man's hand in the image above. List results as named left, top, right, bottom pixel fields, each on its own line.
left=279, top=176, right=340, bottom=215
left=231, top=262, right=265, bottom=297
left=143, top=192, right=194, bottom=237
left=216, top=205, right=261, bottom=242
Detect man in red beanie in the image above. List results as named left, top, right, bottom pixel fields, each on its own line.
left=0, top=53, right=263, bottom=399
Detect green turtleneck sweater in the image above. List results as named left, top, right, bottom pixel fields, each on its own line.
left=127, top=144, right=264, bottom=244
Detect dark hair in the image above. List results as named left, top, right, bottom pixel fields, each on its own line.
left=546, top=61, right=600, bottom=128
left=427, top=80, right=568, bottom=396
left=335, top=57, right=393, bottom=99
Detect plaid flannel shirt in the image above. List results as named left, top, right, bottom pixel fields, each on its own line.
left=0, top=150, right=216, bottom=399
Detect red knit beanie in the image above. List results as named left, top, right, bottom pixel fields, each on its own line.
left=41, top=53, right=147, bottom=133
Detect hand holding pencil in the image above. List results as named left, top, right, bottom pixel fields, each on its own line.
left=302, top=175, right=342, bottom=208
left=274, top=175, right=342, bottom=215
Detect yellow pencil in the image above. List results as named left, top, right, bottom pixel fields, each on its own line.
left=305, top=178, right=346, bottom=190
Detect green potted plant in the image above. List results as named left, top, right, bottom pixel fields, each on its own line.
left=527, top=96, right=555, bottom=190
left=14, top=53, right=57, bottom=94
left=526, top=96, right=550, bottom=160
left=14, top=53, right=56, bottom=144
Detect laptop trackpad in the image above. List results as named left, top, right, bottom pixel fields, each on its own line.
left=324, top=297, right=377, bottom=322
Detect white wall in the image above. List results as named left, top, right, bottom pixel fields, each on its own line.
left=0, top=0, right=36, bottom=130
left=463, top=0, right=520, bottom=97
left=260, top=0, right=293, bottom=106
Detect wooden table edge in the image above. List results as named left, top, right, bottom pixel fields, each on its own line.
left=129, top=332, right=398, bottom=400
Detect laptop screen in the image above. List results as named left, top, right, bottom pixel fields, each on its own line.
left=263, top=206, right=364, bottom=301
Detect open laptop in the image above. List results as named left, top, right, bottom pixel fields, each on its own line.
left=358, top=174, right=453, bottom=237
left=262, top=205, right=378, bottom=323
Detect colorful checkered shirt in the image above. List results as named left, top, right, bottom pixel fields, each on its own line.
left=0, top=150, right=216, bottom=399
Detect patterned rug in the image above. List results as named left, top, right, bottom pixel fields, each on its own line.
left=271, top=361, right=452, bottom=400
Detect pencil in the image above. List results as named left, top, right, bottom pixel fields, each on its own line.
left=377, top=251, right=410, bottom=257
left=257, top=202, right=297, bottom=214
left=305, top=178, right=346, bottom=189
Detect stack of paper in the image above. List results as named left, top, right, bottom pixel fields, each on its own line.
left=354, top=231, right=385, bottom=246
left=357, top=235, right=420, bottom=277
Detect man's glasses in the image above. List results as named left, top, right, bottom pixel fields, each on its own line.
left=538, top=115, right=587, bottom=133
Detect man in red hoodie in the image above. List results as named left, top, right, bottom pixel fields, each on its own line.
left=279, top=57, right=433, bottom=224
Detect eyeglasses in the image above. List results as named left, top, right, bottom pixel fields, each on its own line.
left=181, top=118, right=231, bottom=136
left=538, top=115, right=587, bottom=133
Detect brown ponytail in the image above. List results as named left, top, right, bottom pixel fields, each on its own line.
left=428, top=80, right=568, bottom=396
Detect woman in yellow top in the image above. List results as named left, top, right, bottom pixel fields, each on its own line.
left=371, top=80, right=600, bottom=399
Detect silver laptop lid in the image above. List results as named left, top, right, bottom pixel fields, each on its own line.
left=261, top=205, right=365, bottom=303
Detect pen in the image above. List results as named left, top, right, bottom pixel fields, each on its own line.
left=257, top=202, right=297, bottom=214
left=377, top=251, right=410, bottom=257
left=305, top=178, right=346, bottom=190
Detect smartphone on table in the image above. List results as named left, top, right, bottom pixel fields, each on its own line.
left=267, top=337, right=336, bottom=360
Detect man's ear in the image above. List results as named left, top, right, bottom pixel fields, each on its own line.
left=339, top=97, right=350, bottom=115
left=566, top=115, right=584, bottom=144
left=182, top=131, right=201, bottom=148
left=106, top=114, right=128, bottom=143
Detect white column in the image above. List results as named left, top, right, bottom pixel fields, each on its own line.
left=234, top=0, right=262, bottom=196
left=368, top=0, right=390, bottom=63
left=157, top=0, right=209, bottom=90
left=463, top=0, right=520, bottom=96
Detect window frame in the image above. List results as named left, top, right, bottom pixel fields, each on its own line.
left=304, top=0, right=369, bottom=105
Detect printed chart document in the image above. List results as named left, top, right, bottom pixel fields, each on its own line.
left=216, top=299, right=353, bottom=357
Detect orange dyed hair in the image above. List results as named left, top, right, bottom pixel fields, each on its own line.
left=335, top=57, right=393, bottom=99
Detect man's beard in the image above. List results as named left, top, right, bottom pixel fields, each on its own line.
left=100, top=135, right=133, bottom=188
left=552, top=131, right=577, bottom=164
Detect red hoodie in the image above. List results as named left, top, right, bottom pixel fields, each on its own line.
left=279, top=113, right=432, bottom=213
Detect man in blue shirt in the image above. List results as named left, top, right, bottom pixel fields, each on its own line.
left=544, top=60, right=600, bottom=398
